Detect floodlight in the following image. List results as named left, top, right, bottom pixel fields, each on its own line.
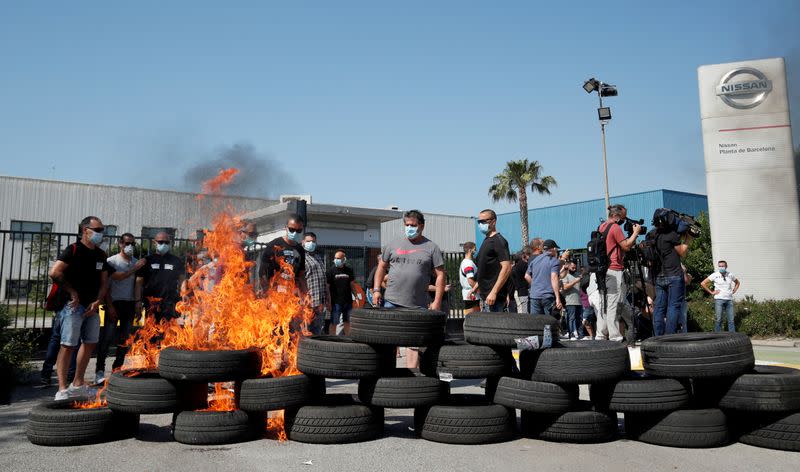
left=583, top=78, right=599, bottom=93
left=598, top=107, right=612, bottom=121
left=600, top=84, right=618, bottom=97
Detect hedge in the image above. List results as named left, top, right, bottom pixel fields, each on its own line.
left=687, top=297, right=800, bottom=337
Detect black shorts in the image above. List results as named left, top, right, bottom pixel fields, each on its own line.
left=464, top=300, right=480, bottom=309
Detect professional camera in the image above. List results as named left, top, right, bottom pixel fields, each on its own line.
left=623, top=217, right=647, bottom=236
left=652, top=208, right=701, bottom=238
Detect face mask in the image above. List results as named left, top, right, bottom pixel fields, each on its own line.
left=405, top=225, right=418, bottom=239
left=243, top=238, right=255, bottom=247
left=287, top=230, right=302, bottom=243
left=123, top=245, right=134, bottom=256
left=89, top=229, right=104, bottom=245
left=156, top=243, right=170, bottom=255
left=478, top=223, right=489, bottom=235
left=719, top=267, right=727, bottom=274
left=303, top=241, right=317, bottom=252
left=334, top=258, right=345, bottom=268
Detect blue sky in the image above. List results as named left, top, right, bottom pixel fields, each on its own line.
left=1, top=1, right=798, bottom=217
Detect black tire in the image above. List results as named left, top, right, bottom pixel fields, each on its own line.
left=694, top=366, right=800, bottom=412
left=464, top=313, right=557, bottom=347
left=641, top=332, right=754, bottom=379
left=358, top=369, right=449, bottom=408
left=519, top=340, right=629, bottom=384
left=173, top=410, right=261, bottom=445
left=520, top=401, right=617, bottom=443
left=349, top=308, right=446, bottom=346
left=737, top=412, right=800, bottom=452
left=414, top=394, right=516, bottom=445
left=625, top=408, right=730, bottom=448
left=107, top=369, right=207, bottom=414
left=297, top=336, right=387, bottom=379
left=27, top=398, right=139, bottom=446
left=590, top=372, right=691, bottom=413
left=492, top=377, right=578, bottom=414
left=239, top=374, right=324, bottom=412
left=285, top=394, right=384, bottom=444
left=158, top=347, right=262, bottom=382
left=419, top=343, right=512, bottom=379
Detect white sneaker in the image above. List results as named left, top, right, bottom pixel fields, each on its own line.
left=55, top=389, right=70, bottom=401
left=580, top=336, right=593, bottom=341
left=559, top=334, right=570, bottom=340
left=572, top=331, right=579, bottom=339
left=94, top=371, right=106, bottom=385
left=610, top=336, right=624, bottom=342
left=67, top=383, right=96, bottom=398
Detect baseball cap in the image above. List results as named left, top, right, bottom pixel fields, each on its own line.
left=542, top=239, right=560, bottom=250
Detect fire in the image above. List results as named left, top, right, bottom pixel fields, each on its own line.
left=72, top=379, right=108, bottom=409
left=197, top=168, right=239, bottom=200
left=200, top=383, right=236, bottom=412
left=266, top=411, right=287, bottom=441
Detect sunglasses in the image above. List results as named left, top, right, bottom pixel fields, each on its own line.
left=287, top=227, right=303, bottom=232
left=88, top=226, right=105, bottom=233
left=120, top=241, right=136, bottom=246
left=155, top=240, right=170, bottom=245
left=477, top=219, right=494, bottom=224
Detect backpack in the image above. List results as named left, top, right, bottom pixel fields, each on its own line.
left=587, top=223, right=614, bottom=276
left=44, top=243, right=77, bottom=312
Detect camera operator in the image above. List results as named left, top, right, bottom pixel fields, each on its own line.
left=650, top=211, right=692, bottom=336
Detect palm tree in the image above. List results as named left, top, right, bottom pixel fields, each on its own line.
left=488, top=159, right=557, bottom=247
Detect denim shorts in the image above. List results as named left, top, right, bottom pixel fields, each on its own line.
left=582, top=305, right=596, bottom=322
left=331, top=303, right=353, bottom=325
left=59, top=303, right=100, bottom=346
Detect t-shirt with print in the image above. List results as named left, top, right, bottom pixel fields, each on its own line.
left=107, top=253, right=137, bottom=301
left=598, top=221, right=626, bottom=271
left=561, top=273, right=581, bottom=306
left=527, top=253, right=560, bottom=299
left=136, top=253, right=185, bottom=305
left=326, top=265, right=355, bottom=306
left=459, top=258, right=478, bottom=301
left=259, top=237, right=306, bottom=285
left=476, top=233, right=511, bottom=301
left=382, top=236, right=444, bottom=309
left=57, top=241, right=113, bottom=307
left=654, top=230, right=682, bottom=278
left=707, top=271, right=738, bottom=301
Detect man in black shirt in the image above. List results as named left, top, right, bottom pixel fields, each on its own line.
left=475, top=209, right=512, bottom=312
left=135, top=231, right=186, bottom=322
left=511, top=247, right=532, bottom=314
left=650, top=224, right=691, bottom=336
left=49, top=216, right=113, bottom=400
left=326, top=249, right=357, bottom=335
left=259, top=213, right=307, bottom=295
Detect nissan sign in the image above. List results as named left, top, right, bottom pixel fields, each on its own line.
left=715, top=67, right=772, bottom=109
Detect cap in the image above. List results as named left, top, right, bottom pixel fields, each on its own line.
left=542, top=239, right=560, bottom=250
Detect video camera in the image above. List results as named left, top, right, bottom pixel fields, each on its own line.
left=623, top=217, right=647, bottom=237
left=652, top=208, right=701, bottom=238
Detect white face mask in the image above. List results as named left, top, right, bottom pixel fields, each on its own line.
left=123, top=244, right=134, bottom=256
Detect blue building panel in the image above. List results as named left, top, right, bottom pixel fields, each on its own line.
left=476, top=189, right=708, bottom=253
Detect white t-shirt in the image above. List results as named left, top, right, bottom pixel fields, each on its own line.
left=707, top=271, right=738, bottom=300
left=459, top=258, right=478, bottom=301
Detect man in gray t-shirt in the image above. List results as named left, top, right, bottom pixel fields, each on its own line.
left=560, top=261, right=583, bottom=339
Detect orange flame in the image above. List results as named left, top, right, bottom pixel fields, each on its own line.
left=266, top=411, right=287, bottom=441
left=196, top=168, right=239, bottom=200
left=72, top=378, right=108, bottom=409
left=200, top=383, right=236, bottom=412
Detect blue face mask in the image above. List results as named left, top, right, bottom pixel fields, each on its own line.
left=719, top=267, right=727, bottom=274
left=287, top=230, right=302, bottom=243
left=334, top=258, right=345, bottom=268
left=243, top=238, right=255, bottom=247
left=156, top=243, right=170, bottom=255
left=478, top=223, right=490, bottom=235
left=303, top=241, right=316, bottom=252
left=89, top=229, right=104, bottom=245
left=405, top=225, right=418, bottom=239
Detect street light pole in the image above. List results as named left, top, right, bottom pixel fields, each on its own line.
left=583, top=77, right=617, bottom=219
left=598, top=86, right=610, bottom=217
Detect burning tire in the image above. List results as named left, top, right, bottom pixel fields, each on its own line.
left=521, top=401, right=617, bottom=443
left=492, top=377, right=578, bottom=414
left=519, top=340, right=629, bottom=384
left=239, top=374, right=325, bottom=412
left=297, top=336, right=385, bottom=379
left=625, top=408, right=730, bottom=448
left=640, top=332, right=754, bottom=379
left=358, top=369, right=449, bottom=408
left=414, top=394, right=515, bottom=444
left=349, top=308, right=446, bottom=346
left=285, top=394, right=384, bottom=444
left=173, top=410, right=262, bottom=445
left=107, top=369, right=207, bottom=414
left=419, top=343, right=512, bottom=379
left=158, top=347, right=262, bottom=382
left=27, top=398, right=139, bottom=446
left=463, top=313, right=556, bottom=347
left=693, top=365, right=800, bottom=412
left=589, top=372, right=691, bottom=413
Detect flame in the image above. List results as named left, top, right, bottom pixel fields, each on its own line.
left=196, top=168, right=239, bottom=200
left=266, top=411, right=287, bottom=441
left=72, top=378, right=109, bottom=409
left=200, top=383, right=236, bottom=412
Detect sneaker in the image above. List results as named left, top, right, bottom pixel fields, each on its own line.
left=580, top=336, right=593, bottom=341
left=55, top=389, right=70, bottom=401
left=559, top=334, right=570, bottom=340
left=94, top=371, right=106, bottom=385
left=610, top=336, right=624, bottom=342
left=572, top=331, right=579, bottom=339
left=67, top=383, right=96, bottom=398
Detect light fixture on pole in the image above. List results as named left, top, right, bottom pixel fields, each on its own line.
left=583, top=78, right=619, bottom=216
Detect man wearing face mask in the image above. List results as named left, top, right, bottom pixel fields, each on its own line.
left=525, top=240, right=564, bottom=316
left=259, top=214, right=307, bottom=295
left=326, top=249, right=357, bottom=335
left=701, top=261, right=741, bottom=332
left=475, top=209, right=512, bottom=312
left=135, top=231, right=186, bottom=322
left=302, top=232, right=327, bottom=335
left=94, top=233, right=146, bottom=384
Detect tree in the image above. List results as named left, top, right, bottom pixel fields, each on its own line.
left=488, top=159, right=557, bottom=247
left=682, top=211, right=714, bottom=299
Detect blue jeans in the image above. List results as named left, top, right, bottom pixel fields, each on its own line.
left=481, top=300, right=507, bottom=312
left=529, top=296, right=555, bottom=316
left=680, top=299, right=688, bottom=333
left=653, top=275, right=686, bottom=336
left=714, top=299, right=736, bottom=332
left=565, top=305, right=583, bottom=337
left=41, top=312, right=78, bottom=381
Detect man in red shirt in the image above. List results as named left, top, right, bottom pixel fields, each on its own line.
left=587, top=204, right=642, bottom=341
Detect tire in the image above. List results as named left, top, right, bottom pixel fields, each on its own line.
left=298, top=336, right=387, bottom=379
left=641, top=332, right=754, bottom=379
left=694, top=366, right=800, bottom=412
left=590, top=372, right=691, bottom=413
left=414, top=394, right=515, bottom=445
left=173, top=409, right=261, bottom=445
left=107, top=369, right=207, bottom=414
left=521, top=401, right=617, bottom=443
left=464, top=313, right=557, bottom=347
left=158, top=347, right=262, bottom=382
left=419, top=343, right=512, bottom=379
left=239, top=374, right=324, bottom=412
left=625, top=408, right=730, bottom=448
left=358, top=369, right=449, bottom=408
left=492, top=377, right=578, bottom=414
left=519, top=340, right=629, bottom=384
left=737, top=412, right=800, bottom=452
left=285, top=394, right=383, bottom=444
left=27, top=398, right=139, bottom=446
left=349, top=308, right=446, bottom=346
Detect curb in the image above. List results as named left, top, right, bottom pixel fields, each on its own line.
left=750, top=339, right=800, bottom=348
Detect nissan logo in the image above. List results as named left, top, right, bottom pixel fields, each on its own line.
left=715, top=67, right=772, bottom=109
